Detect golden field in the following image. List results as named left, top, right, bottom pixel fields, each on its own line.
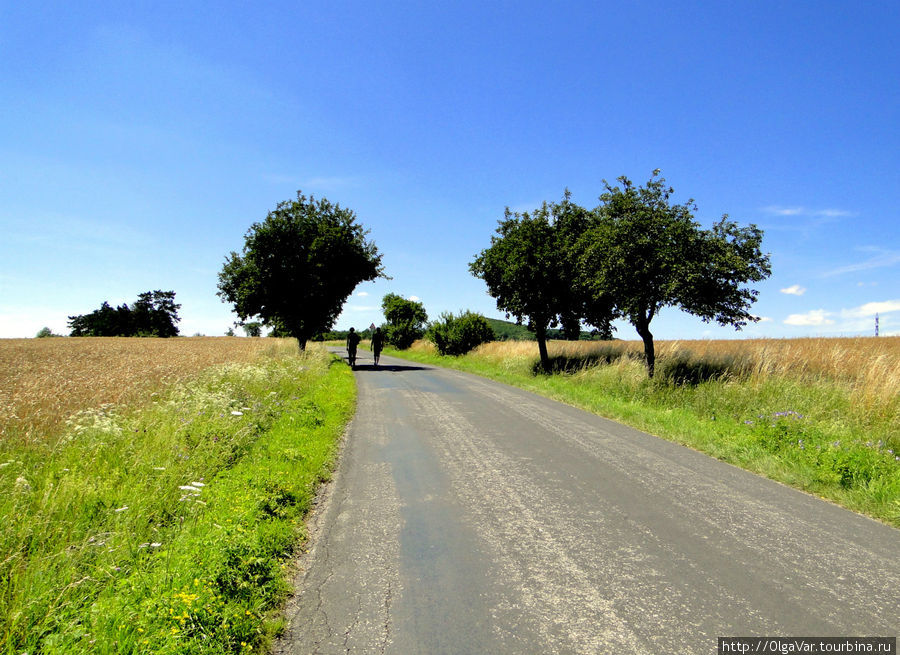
left=412, top=335, right=900, bottom=408
left=0, top=336, right=299, bottom=443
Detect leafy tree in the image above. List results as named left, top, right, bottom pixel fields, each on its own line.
left=470, top=196, right=613, bottom=371
left=381, top=293, right=427, bottom=349
left=131, top=290, right=181, bottom=337
left=580, top=171, right=771, bottom=377
left=242, top=321, right=263, bottom=337
left=217, top=192, right=386, bottom=350
left=427, top=311, right=495, bottom=356
left=68, top=291, right=181, bottom=337
left=35, top=327, right=59, bottom=338
left=225, top=327, right=236, bottom=337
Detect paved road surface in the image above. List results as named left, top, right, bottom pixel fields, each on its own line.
left=274, top=349, right=898, bottom=654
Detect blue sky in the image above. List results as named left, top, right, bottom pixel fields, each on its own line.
left=2, top=1, right=898, bottom=340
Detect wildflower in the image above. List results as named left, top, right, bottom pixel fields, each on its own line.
left=14, top=476, right=31, bottom=493
left=231, top=410, right=243, bottom=416
left=179, top=485, right=202, bottom=492
left=153, top=466, right=166, bottom=471
left=190, top=481, right=206, bottom=487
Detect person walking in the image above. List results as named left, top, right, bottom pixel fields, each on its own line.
left=346, top=327, right=361, bottom=368
left=371, top=327, right=384, bottom=366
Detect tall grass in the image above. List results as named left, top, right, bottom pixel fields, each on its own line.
left=1, top=340, right=354, bottom=653
left=397, top=337, right=900, bottom=526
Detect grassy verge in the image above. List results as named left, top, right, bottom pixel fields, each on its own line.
left=1, top=346, right=354, bottom=654
left=384, top=342, right=900, bottom=528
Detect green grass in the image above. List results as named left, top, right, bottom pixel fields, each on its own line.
left=0, top=347, right=355, bottom=654
left=385, top=346, right=900, bottom=528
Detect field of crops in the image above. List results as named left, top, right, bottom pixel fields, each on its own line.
left=0, top=337, right=299, bottom=444
left=0, top=337, right=353, bottom=653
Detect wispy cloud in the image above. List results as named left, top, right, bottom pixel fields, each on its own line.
left=780, top=285, right=806, bottom=296
left=823, top=247, right=900, bottom=277
left=784, top=309, right=834, bottom=326
left=762, top=206, right=856, bottom=218
left=408, top=295, right=421, bottom=302
left=840, top=299, right=900, bottom=319
left=356, top=291, right=369, bottom=297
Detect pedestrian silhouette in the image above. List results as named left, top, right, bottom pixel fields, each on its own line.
left=371, top=327, right=384, bottom=366
left=346, top=327, right=361, bottom=368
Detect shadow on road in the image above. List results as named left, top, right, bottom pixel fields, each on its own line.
left=351, top=364, right=430, bottom=372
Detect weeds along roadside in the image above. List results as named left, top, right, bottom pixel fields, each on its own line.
left=389, top=338, right=900, bottom=528
left=0, top=345, right=355, bottom=654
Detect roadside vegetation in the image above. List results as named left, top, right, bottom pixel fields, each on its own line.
left=0, top=338, right=354, bottom=653
left=387, top=337, right=900, bottom=527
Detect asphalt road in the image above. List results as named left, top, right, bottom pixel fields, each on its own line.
left=274, top=349, right=899, bottom=654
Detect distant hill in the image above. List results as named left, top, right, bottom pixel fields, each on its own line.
left=484, top=318, right=611, bottom=341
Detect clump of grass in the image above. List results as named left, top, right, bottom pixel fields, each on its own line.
left=0, top=344, right=354, bottom=653
left=390, top=337, right=900, bottom=526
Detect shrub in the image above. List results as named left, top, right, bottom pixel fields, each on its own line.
left=427, top=311, right=495, bottom=356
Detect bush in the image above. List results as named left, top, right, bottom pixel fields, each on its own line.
left=427, top=311, right=495, bottom=356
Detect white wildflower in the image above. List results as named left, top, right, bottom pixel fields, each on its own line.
left=231, top=410, right=243, bottom=416
left=14, top=476, right=31, bottom=493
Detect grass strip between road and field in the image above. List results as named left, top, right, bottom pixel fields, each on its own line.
left=1, top=346, right=354, bottom=654
left=382, top=343, right=900, bottom=529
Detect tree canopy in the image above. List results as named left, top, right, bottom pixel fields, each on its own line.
left=68, top=290, right=181, bottom=337
left=470, top=195, right=613, bottom=370
left=217, top=192, right=385, bottom=349
left=381, top=293, right=428, bottom=349
left=580, top=172, right=771, bottom=376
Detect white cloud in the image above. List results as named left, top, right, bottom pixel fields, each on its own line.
left=356, top=291, right=369, bottom=297
left=823, top=247, right=900, bottom=277
left=784, top=309, right=834, bottom=326
left=763, top=206, right=856, bottom=218
left=780, top=285, right=806, bottom=296
left=408, top=295, right=421, bottom=302
left=753, top=316, right=774, bottom=322
left=840, top=300, right=900, bottom=319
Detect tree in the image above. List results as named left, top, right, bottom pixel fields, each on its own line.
left=381, top=293, right=427, bottom=349
left=131, top=290, right=181, bottom=337
left=242, top=321, right=262, bottom=337
left=580, top=171, right=771, bottom=377
left=470, top=196, right=613, bottom=371
left=217, top=192, right=386, bottom=350
left=427, top=311, right=495, bottom=356
left=35, top=327, right=58, bottom=338
left=68, top=291, right=181, bottom=337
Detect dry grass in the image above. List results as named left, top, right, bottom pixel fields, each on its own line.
left=0, top=337, right=299, bottom=443
left=459, top=336, right=900, bottom=422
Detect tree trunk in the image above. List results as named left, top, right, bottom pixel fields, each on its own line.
left=634, top=319, right=655, bottom=378
left=296, top=336, right=307, bottom=351
left=535, top=324, right=551, bottom=373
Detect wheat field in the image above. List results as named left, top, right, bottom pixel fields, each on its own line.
left=0, top=336, right=299, bottom=443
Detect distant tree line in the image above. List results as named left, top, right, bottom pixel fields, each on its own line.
left=68, top=290, right=181, bottom=337
left=471, top=171, right=771, bottom=376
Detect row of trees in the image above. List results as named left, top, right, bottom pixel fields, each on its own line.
left=471, top=172, right=771, bottom=376
left=67, top=290, right=182, bottom=337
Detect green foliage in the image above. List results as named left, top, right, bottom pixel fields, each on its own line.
left=427, top=311, right=495, bottom=356
left=381, top=293, right=428, bottom=349
left=67, top=290, right=181, bottom=337
left=242, top=321, right=263, bottom=337
left=217, top=192, right=386, bottom=349
left=581, top=171, right=771, bottom=376
left=470, top=192, right=614, bottom=371
left=0, top=348, right=355, bottom=653
left=35, top=327, right=59, bottom=338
